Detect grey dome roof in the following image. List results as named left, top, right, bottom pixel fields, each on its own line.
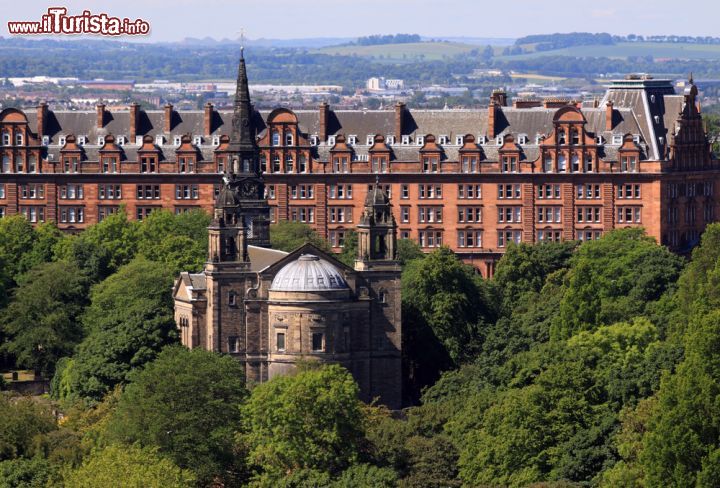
left=270, top=254, right=349, bottom=292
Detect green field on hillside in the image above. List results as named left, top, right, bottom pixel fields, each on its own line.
left=504, top=42, right=720, bottom=60
left=316, top=41, right=479, bottom=61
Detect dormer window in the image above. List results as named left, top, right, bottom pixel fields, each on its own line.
left=612, top=134, right=623, bottom=144
left=402, top=135, right=411, bottom=145
left=42, top=136, right=50, bottom=146
left=310, top=135, right=319, bottom=146
left=386, top=135, right=396, bottom=145
left=633, top=135, right=641, bottom=144
left=135, top=136, right=143, bottom=145
left=58, top=136, right=66, bottom=146
left=455, top=135, right=464, bottom=145
left=478, top=135, right=487, bottom=145
left=327, top=135, right=336, bottom=146
left=1, top=131, right=9, bottom=146
left=156, top=135, right=164, bottom=146
left=348, top=135, right=357, bottom=145
left=366, top=135, right=374, bottom=145
left=416, top=135, right=425, bottom=146
left=78, top=136, right=87, bottom=146
left=193, top=136, right=202, bottom=146
left=212, top=135, right=220, bottom=146
left=173, top=136, right=182, bottom=146
left=596, top=135, right=604, bottom=144
left=97, top=136, right=105, bottom=146
left=535, top=135, right=543, bottom=145
left=116, top=136, right=126, bottom=146
left=517, top=135, right=527, bottom=145
left=15, top=133, right=23, bottom=146
left=285, top=132, right=294, bottom=146
left=439, top=135, right=448, bottom=145
left=496, top=135, right=503, bottom=145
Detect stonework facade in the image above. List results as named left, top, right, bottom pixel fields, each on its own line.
left=0, top=61, right=716, bottom=275
left=173, top=51, right=402, bottom=408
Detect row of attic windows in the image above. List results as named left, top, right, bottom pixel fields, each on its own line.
left=307, top=133, right=639, bottom=147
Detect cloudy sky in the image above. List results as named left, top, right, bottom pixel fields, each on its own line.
left=1, top=0, right=717, bottom=42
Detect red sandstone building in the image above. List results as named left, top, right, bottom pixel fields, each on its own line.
left=0, top=62, right=715, bottom=276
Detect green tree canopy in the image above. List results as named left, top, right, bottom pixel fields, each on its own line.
left=68, top=257, right=178, bottom=401
left=0, top=395, right=56, bottom=461
left=270, top=221, right=331, bottom=253
left=104, top=346, right=248, bottom=485
left=1, top=261, right=89, bottom=376
left=0, top=215, right=36, bottom=280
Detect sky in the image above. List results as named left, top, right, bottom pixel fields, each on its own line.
left=1, top=0, right=718, bottom=42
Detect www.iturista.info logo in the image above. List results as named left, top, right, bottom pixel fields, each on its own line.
left=7, top=7, right=150, bottom=36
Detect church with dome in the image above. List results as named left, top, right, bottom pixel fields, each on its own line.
left=172, top=48, right=402, bottom=408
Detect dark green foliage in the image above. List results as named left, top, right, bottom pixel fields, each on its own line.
left=0, top=456, right=56, bottom=488
left=104, top=346, right=248, bottom=485
left=270, top=220, right=332, bottom=253
left=68, top=258, right=178, bottom=401
left=396, top=238, right=425, bottom=266
left=0, top=395, right=56, bottom=461
left=334, top=463, right=397, bottom=487
left=337, top=229, right=358, bottom=267
left=0, top=215, right=36, bottom=281
left=1, top=261, right=89, bottom=376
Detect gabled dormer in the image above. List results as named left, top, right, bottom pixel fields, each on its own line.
left=419, top=134, right=442, bottom=173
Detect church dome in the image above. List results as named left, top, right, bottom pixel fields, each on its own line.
left=270, top=254, right=349, bottom=292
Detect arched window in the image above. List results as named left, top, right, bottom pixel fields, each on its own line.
left=558, top=129, right=566, bottom=144
left=298, top=155, right=307, bottom=173
left=272, top=154, right=280, bottom=173
left=285, top=132, right=293, bottom=146
left=272, top=131, right=281, bottom=146
left=1, top=131, right=9, bottom=146
left=1, top=155, right=10, bottom=173
left=285, top=154, right=294, bottom=173
left=28, top=155, right=37, bottom=173
left=543, top=155, right=553, bottom=173
left=15, top=133, right=23, bottom=146
left=558, top=154, right=567, bottom=172
left=259, top=154, right=267, bottom=173
left=571, top=129, right=579, bottom=145
left=15, top=156, right=23, bottom=173
left=571, top=154, right=579, bottom=172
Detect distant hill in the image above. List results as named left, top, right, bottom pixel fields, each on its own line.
left=316, top=41, right=481, bottom=62
left=500, top=42, right=720, bottom=61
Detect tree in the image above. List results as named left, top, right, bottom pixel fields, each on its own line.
left=62, top=444, right=196, bottom=488
left=104, top=346, right=248, bottom=485
left=17, top=222, right=66, bottom=276
left=334, top=464, right=397, bottom=487
left=554, top=228, right=683, bottom=339
left=69, top=258, right=178, bottom=401
left=1, top=261, right=89, bottom=376
left=270, top=221, right=331, bottom=253
left=402, top=247, right=490, bottom=363
left=135, top=209, right=209, bottom=273
left=0, top=215, right=36, bottom=280
left=396, top=238, right=424, bottom=266
left=78, top=209, right=139, bottom=273
left=241, top=364, right=365, bottom=479
left=337, top=229, right=358, bottom=267
left=0, top=395, right=56, bottom=461
left=0, top=456, right=56, bottom=488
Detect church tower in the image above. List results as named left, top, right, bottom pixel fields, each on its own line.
left=355, top=179, right=398, bottom=271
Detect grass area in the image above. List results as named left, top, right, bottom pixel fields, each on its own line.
left=315, top=41, right=479, bottom=62
left=503, top=42, right=720, bottom=61
left=2, top=370, right=37, bottom=382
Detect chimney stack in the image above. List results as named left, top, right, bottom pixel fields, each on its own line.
left=204, top=102, right=214, bottom=137
left=605, top=101, right=614, bottom=131
left=488, top=101, right=497, bottom=139
left=394, top=102, right=406, bottom=140
left=319, top=102, right=329, bottom=142
left=164, top=103, right=173, bottom=133
left=36, top=102, right=47, bottom=138
left=129, top=102, right=139, bottom=142
left=96, top=103, right=106, bottom=129
left=490, top=89, right=507, bottom=107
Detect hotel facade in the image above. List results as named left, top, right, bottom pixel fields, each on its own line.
left=0, top=60, right=715, bottom=276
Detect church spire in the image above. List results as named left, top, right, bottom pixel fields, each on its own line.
left=230, top=42, right=254, bottom=150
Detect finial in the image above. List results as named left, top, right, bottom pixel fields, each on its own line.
left=239, top=28, right=245, bottom=59
left=689, top=72, right=694, bottom=84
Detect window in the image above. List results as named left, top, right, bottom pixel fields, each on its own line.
left=571, top=129, right=579, bottom=145
left=401, top=206, right=410, bottom=223
left=501, top=155, right=518, bottom=173
left=704, top=182, right=714, bottom=197
left=456, top=135, right=464, bottom=145
left=461, top=156, right=478, bottom=173
left=497, top=184, right=521, bottom=199
left=2, top=155, right=10, bottom=173
left=620, top=156, right=638, bottom=172
left=19, top=184, right=45, bottom=199
left=576, top=206, right=602, bottom=223
left=176, top=184, right=199, bottom=200
left=366, top=135, right=374, bottom=145
left=0, top=184, right=4, bottom=198
left=310, top=135, right=319, bottom=146
left=27, top=155, right=37, bottom=173
left=298, top=155, right=307, bottom=173
left=272, top=154, right=281, bottom=173
left=498, top=230, right=522, bottom=247
left=416, top=135, right=425, bottom=146
left=277, top=333, right=286, bottom=351
left=584, top=154, right=594, bottom=172
left=1, top=131, right=9, bottom=146
left=178, top=157, right=195, bottom=173
left=617, top=206, right=642, bottom=223
left=497, top=206, right=522, bottom=223
left=538, top=229, right=562, bottom=242
left=59, top=184, right=84, bottom=200
left=19, top=206, right=45, bottom=223
left=136, top=185, right=160, bottom=200
left=327, top=135, right=336, bottom=146
left=98, top=206, right=119, bottom=221
left=101, top=156, right=119, bottom=174
left=332, top=156, right=349, bottom=173
left=439, top=135, right=448, bottom=145
left=419, top=230, right=443, bottom=248
left=228, top=292, right=237, bottom=306
left=290, top=207, right=314, bottom=223
left=558, top=154, right=567, bottom=172
left=59, top=206, right=84, bottom=223
left=618, top=184, right=641, bottom=199
left=386, top=135, right=396, bottom=145
left=228, top=336, right=239, bottom=353
left=422, top=156, right=439, bottom=173
left=99, top=184, right=122, bottom=200
left=457, top=207, right=482, bottom=223
left=14, top=156, right=23, bottom=173
left=348, top=135, right=357, bottom=145
left=312, top=332, right=324, bottom=352
left=458, top=184, right=482, bottom=199
left=402, top=135, right=411, bottom=145
left=578, top=230, right=602, bottom=241
left=705, top=203, right=715, bottom=222
left=14, top=133, right=23, bottom=146
left=285, top=132, right=293, bottom=146
left=136, top=207, right=156, bottom=220
left=329, top=184, right=352, bottom=199
left=155, top=135, right=164, bottom=146
left=537, top=206, right=562, bottom=223
left=272, top=131, right=280, bottom=146
left=576, top=184, right=601, bottom=199
left=371, top=155, right=388, bottom=173
left=401, top=185, right=409, bottom=199
left=558, top=130, right=566, bottom=145
left=0, top=207, right=5, bottom=218
left=418, top=206, right=443, bottom=223
left=329, top=230, right=348, bottom=247
left=290, top=185, right=314, bottom=200
left=62, top=156, right=80, bottom=174
left=571, top=154, right=580, bottom=173
left=266, top=185, right=276, bottom=199
left=285, top=154, right=294, bottom=173
left=140, top=156, right=157, bottom=173
left=457, top=230, right=483, bottom=248
left=537, top=184, right=561, bottom=199
left=329, top=207, right=352, bottom=223
left=543, top=156, right=553, bottom=173
left=418, top=184, right=442, bottom=199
